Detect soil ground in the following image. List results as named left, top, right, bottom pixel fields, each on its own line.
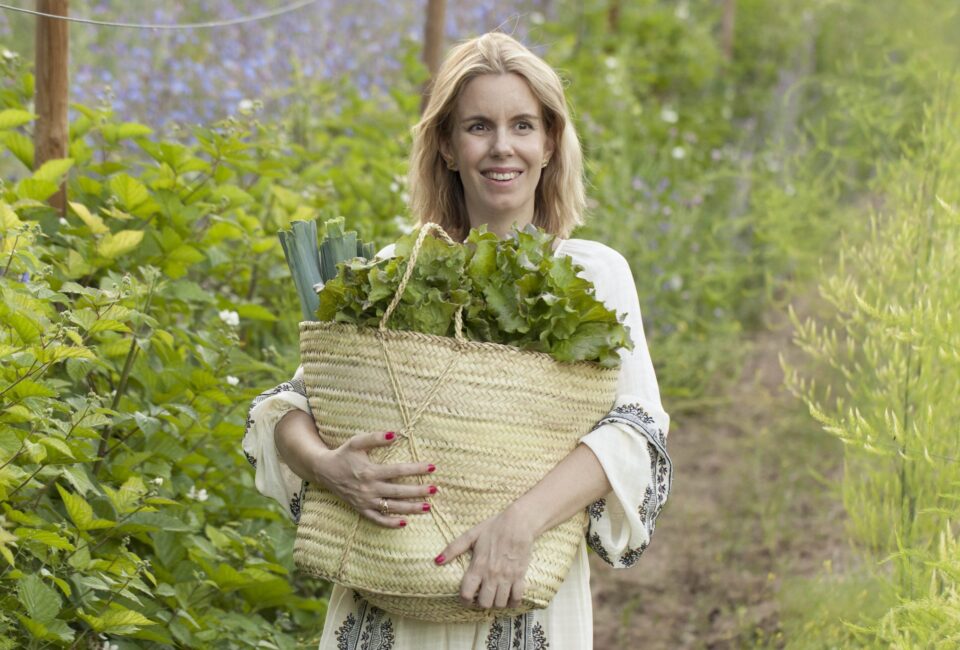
left=590, top=313, right=852, bottom=649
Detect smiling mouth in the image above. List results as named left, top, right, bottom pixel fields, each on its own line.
left=482, top=170, right=522, bottom=182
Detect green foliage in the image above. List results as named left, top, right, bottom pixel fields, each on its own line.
left=786, top=65, right=960, bottom=650
left=0, top=49, right=417, bottom=648
left=317, top=225, right=631, bottom=367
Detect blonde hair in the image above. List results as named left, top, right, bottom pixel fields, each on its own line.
left=408, top=32, right=586, bottom=242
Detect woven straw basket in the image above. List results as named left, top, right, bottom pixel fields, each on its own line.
left=293, top=223, right=619, bottom=623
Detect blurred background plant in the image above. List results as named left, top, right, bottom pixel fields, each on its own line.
left=1, top=0, right=959, bottom=647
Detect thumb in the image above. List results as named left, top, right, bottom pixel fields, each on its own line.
left=436, top=527, right=479, bottom=566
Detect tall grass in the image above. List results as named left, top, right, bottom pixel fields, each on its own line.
left=787, top=76, right=960, bottom=645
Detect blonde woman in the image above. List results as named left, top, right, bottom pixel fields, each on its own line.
left=242, top=32, right=672, bottom=650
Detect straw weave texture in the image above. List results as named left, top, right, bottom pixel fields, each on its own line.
left=293, top=320, right=618, bottom=622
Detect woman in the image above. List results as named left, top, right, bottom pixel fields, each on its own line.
left=242, top=32, right=672, bottom=650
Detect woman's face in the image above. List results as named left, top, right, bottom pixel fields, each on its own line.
left=441, top=73, right=555, bottom=237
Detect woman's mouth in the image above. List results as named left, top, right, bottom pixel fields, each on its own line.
left=481, top=170, right=522, bottom=185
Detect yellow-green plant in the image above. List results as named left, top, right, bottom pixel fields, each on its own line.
left=786, top=80, right=960, bottom=644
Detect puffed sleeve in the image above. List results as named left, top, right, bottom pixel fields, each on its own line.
left=242, top=367, right=311, bottom=522
left=242, top=244, right=399, bottom=522
left=572, top=242, right=673, bottom=568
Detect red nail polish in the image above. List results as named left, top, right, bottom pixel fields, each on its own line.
left=427, top=464, right=436, bottom=473
left=422, top=503, right=431, bottom=512
left=385, top=432, right=395, bottom=441
left=428, top=485, right=437, bottom=495
left=435, top=554, right=445, bottom=565
left=398, top=520, right=407, bottom=527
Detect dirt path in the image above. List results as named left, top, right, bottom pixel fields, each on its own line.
left=590, top=316, right=850, bottom=649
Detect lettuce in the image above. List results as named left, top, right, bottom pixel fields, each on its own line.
left=316, top=224, right=632, bottom=367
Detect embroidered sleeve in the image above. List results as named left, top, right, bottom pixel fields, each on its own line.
left=242, top=367, right=311, bottom=522
left=574, top=244, right=673, bottom=568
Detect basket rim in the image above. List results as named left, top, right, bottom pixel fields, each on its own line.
left=299, top=320, right=621, bottom=372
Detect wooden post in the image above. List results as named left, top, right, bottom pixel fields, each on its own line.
left=34, top=0, right=69, bottom=213
left=720, top=0, right=736, bottom=62
left=420, top=0, right=446, bottom=114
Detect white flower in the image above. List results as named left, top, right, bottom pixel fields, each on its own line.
left=40, top=567, right=52, bottom=577
left=389, top=181, right=399, bottom=193
left=226, top=375, right=239, bottom=386
left=99, top=641, right=119, bottom=650
left=671, top=146, right=686, bottom=160
left=604, top=56, right=618, bottom=69
left=237, top=98, right=254, bottom=114
left=2, top=49, right=16, bottom=60
left=675, top=1, right=690, bottom=20
left=151, top=477, right=164, bottom=486
left=218, top=310, right=239, bottom=327
left=187, top=485, right=209, bottom=502
left=660, top=107, right=678, bottom=124
left=59, top=217, right=68, bottom=226
left=530, top=11, right=545, bottom=25
left=666, top=274, right=684, bottom=291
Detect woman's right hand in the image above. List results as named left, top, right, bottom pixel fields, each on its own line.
left=310, top=431, right=437, bottom=528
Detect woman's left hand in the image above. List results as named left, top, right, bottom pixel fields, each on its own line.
left=436, top=505, right=535, bottom=609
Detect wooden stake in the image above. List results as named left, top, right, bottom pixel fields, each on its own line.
left=421, top=0, right=446, bottom=114
left=720, top=0, right=736, bottom=63
left=34, top=0, right=69, bottom=213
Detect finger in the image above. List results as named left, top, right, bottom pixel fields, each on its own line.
left=371, top=497, right=432, bottom=516
left=459, top=573, right=482, bottom=607
left=476, top=582, right=498, bottom=609
left=376, top=482, right=438, bottom=501
left=437, top=528, right=477, bottom=566
left=348, top=430, right=398, bottom=451
left=507, top=579, right=525, bottom=609
left=376, top=461, right=436, bottom=480
left=493, top=582, right=512, bottom=609
left=360, top=509, right=408, bottom=529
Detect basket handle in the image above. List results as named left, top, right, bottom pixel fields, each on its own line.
left=378, top=222, right=466, bottom=344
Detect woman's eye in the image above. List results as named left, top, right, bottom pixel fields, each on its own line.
left=517, top=121, right=533, bottom=131
left=468, top=123, right=486, bottom=132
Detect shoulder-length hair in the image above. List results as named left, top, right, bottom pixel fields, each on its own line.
left=408, top=32, right=586, bottom=242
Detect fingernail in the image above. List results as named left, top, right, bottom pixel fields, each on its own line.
left=385, top=432, right=395, bottom=441
left=435, top=554, right=445, bottom=565
left=428, top=485, right=437, bottom=495
left=398, top=520, right=407, bottom=527
left=427, top=464, right=436, bottom=473
left=422, top=503, right=431, bottom=512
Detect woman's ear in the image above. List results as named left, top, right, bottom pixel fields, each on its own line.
left=439, top=138, right=455, bottom=169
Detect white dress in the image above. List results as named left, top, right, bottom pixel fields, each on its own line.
left=241, top=238, right=673, bottom=650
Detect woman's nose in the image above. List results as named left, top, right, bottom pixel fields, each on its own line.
left=490, top=128, right=514, bottom=157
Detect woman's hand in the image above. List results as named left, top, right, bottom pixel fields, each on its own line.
left=311, top=430, right=437, bottom=529
left=435, top=505, right=535, bottom=609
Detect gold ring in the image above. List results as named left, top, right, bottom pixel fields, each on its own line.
left=379, top=498, right=390, bottom=516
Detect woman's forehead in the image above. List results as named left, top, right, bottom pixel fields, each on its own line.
left=455, top=73, right=542, bottom=119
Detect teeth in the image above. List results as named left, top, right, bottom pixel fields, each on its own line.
left=484, top=171, right=520, bottom=181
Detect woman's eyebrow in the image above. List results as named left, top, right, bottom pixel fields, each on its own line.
left=460, top=113, right=542, bottom=123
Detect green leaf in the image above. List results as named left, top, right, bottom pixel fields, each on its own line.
left=68, top=201, right=108, bottom=234
left=0, top=108, right=36, bottom=129
left=234, top=303, right=277, bottom=322
left=55, top=484, right=114, bottom=530
left=78, top=605, right=156, bottom=634
left=17, top=573, right=61, bottom=622
left=15, top=178, right=59, bottom=202
left=109, top=173, right=150, bottom=211
left=4, top=131, right=34, bottom=168
left=96, top=229, right=144, bottom=259
left=32, top=157, right=73, bottom=183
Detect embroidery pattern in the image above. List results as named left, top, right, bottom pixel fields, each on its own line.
left=242, top=378, right=310, bottom=521
left=586, top=401, right=673, bottom=568
left=486, top=613, right=550, bottom=650
left=334, top=592, right=395, bottom=649
left=588, top=498, right=606, bottom=521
